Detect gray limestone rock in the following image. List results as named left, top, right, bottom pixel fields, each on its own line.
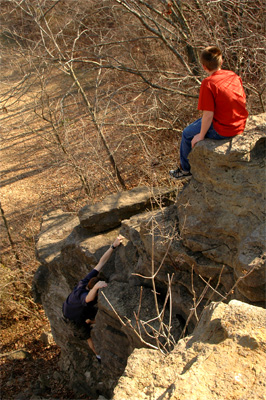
left=33, top=114, right=266, bottom=398
left=78, top=186, right=175, bottom=232
left=113, top=300, right=266, bottom=400
left=177, top=115, right=266, bottom=302
left=1, top=350, right=32, bottom=360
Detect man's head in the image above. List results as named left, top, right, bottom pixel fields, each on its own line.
left=86, top=277, right=100, bottom=291
left=200, top=46, right=223, bottom=72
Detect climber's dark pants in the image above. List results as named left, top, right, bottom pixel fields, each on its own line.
left=62, top=315, right=92, bottom=340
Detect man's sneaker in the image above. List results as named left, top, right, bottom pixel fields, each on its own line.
left=96, top=355, right=101, bottom=364
left=169, top=167, right=192, bottom=180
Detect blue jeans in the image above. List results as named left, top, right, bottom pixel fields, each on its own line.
left=180, top=118, right=227, bottom=172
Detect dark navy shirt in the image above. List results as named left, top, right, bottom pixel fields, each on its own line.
left=63, top=269, right=99, bottom=323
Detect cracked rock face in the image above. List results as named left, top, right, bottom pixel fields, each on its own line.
left=33, top=114, right=265, bottom=398
left=113, top=300, right=266, bottom=400
left=177, top=115, right=266, bottom=303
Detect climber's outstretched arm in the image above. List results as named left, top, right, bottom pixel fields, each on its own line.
left=94, top=235, right=124, bottom=272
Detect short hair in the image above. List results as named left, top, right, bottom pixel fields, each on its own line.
left=200, top=46, right=223, bottom=71
left=86, top=277, right=100, bottom=291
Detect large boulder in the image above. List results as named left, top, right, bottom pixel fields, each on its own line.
left=113, top=300, right=266, bottom=400
left=33, top=114, right=266, bottom=398
left=78, top=186, right=175, bottom=232
left=178, top=114, right=266, bottom=303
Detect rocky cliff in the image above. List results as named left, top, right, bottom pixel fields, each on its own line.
left=113, top=300, right=266, bottom=400
left=33, top=114, right=266, bottom=399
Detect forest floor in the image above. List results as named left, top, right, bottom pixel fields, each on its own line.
left=0, top=73, right=99, bottom=399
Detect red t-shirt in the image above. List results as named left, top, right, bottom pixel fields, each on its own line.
left=198, top=70, right=248, bottom=137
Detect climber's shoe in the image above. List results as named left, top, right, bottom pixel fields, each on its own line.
left=96, top=355, right=101, bottom=364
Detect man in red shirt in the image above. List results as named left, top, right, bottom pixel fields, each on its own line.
left=170, top=46, right=248, bottom=179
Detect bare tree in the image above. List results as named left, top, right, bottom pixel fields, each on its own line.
left=4, top=0, right=128, bottom=189
left=113, top=0, right=266, bottom=111
left=1, top=0, right=265, bottom=201
left=0, top=201, right=21, bottom=268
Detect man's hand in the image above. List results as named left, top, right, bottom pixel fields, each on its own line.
left=85, top=319, right=95, bottom=324
left=95, top=280, right=107, bottom=290
left=112, top=235, right=124, bottom=248
left=192, top=110, right=214, bottom=148
left=85, top=280, right=107, bottom=303
left=95, top=235, right=125, bottom=272
left=191, top=133, right=204, bottom=148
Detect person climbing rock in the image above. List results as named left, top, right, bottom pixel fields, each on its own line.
left=62, top=235, right=124, bottom=363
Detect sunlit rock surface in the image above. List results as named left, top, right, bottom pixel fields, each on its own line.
left=33, top=113, right=265, bottom=399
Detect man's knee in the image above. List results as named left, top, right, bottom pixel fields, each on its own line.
left=182, top=125, right=191, bottom=140
left=182, top=119, right=202, bottom=140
